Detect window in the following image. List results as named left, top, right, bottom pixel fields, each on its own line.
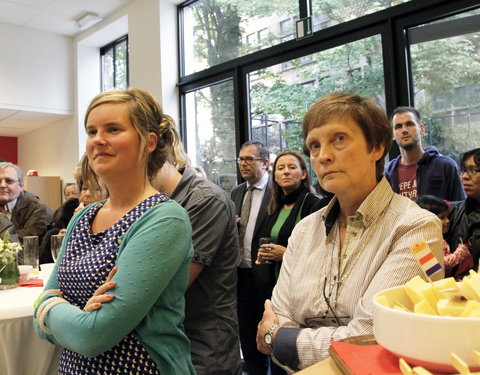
left=180, top=0, right=299, bottom=75
left=249, top=35, right=385, bottom=156
left=184, top=80, right=237, bottom=193
left=311, top=0, right=411, bottom=31
left=280, top=18, right=295, bottom=37
left=257, top=28, right=270, bottom=43
left=101, top=35, right=129, bottom=91
left=178, top=0, right=478, bottom=190
left=246, top=33, right=256, bottom=45
left=408, top=8, right=480, bottom=160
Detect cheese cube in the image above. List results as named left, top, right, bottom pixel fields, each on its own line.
left=472, top=349, right=480, bottom=366
left=451, top=353, right=469, bottom=375
left=460, top=300, right=480, bottom=317
left=393, top=303, right=410, bottom=312
left=431, top=277, right=457, bottom=299
left=404, top=276, right=429, bottom=305
left=412, top=366, right=434, bottom=375
left=437, top=299, right=468, bottom=316
left=414, top=300, right=437, bottom=315
left=376, top=294, right=390, bottom=307
left=461, top=275, right=480, bottom=301
left=403, top=276, right=439, bottom=312
left=399, top=358, right=413, bottom=375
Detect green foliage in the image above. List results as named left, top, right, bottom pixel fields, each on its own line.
left=312, top=0, right=404, bottom=23
left=187, top=0, right=480, bottom=183
left=250, top=35, right=384, bottom=157
left=411, top=30, right=480, bottom=159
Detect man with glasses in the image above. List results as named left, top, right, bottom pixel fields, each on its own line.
left=231, top=141, right=279, bottom=375
left=447, top=148, right=480, bottom=275
left=385, top=106, right=465, bottom=201
left=0, top=162, right=48, bottom=247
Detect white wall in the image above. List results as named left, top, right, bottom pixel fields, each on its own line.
left=75, top=0, right=179, bottom=157
left=9, top=0, right=180, bottom=186
left=0, top=23, right=78, bottom=183
left=18, top=117, right=79, bottom=184
left=0, top=23, right=73, bottom=113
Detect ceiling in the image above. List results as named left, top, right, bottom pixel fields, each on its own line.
left=0, top=0, right=135, bottom=137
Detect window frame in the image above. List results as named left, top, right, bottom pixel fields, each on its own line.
left=177, top=0, right=480, bottom=182
left=100, top=34, right=129, bottom=91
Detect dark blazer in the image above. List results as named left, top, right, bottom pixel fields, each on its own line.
left=231, top=174, right=275, bottom=301
left=0, top=191, right=48, bottom=243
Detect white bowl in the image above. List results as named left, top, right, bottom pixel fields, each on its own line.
left=373, top=285, right=480, bottom=373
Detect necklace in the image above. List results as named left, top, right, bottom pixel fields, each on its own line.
left=322, top=210, right=384, bottom=315
left=338, top=215, right=382, bottom=286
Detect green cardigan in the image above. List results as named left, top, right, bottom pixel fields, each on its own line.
left=34, top=199, right=195, bottom=375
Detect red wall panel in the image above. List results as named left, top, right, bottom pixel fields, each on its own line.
left=0, top=136, right=18, bottom=164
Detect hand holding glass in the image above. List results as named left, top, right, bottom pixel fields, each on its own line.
left=258, top=237, right=274, bottom=264
left=51, top=234, right=65, bottom=262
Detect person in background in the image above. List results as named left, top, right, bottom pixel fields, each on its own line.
left=153, top=117, right=242, bottom=375
left=63, top=183, right=79, bottom=201
left=231, top=141, right=274, bottom=375
left=33, top=88, right=195, bottom=374
left=416, top=195, right=472, bottom=277
left=447, top=148, right=480, bottom=275
left=39, top=197, right=79, bottom=264
left=0, top=162, right=49, bottom=247
left=73, top=157, right=109, bottom=214
left=384, top=106, right=465, bottom=201
left=256, top=93, right=444, bottom=373
left=256, top=150, right=327, bottom=277
left=50, top=183, right=81, bottom=227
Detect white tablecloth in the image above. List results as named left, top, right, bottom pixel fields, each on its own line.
left=0, top=269, right=62, bottom=375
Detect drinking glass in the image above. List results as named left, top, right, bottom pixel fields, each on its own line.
left=23, top=236, right=39, bottom=274
left=51, top=234, right=65, bottom=262
left=258, top=237, right=274, bottom=264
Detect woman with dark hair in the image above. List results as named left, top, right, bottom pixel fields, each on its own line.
left=447, top=148, right=480, bottom=275
left=256, top=150, right=327, bottom=273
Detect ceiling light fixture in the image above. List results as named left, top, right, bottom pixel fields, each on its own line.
left=76, top=13, right=103, bottom=30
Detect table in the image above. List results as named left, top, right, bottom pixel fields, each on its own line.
left=0, top=268, right=62, bottom=375
left=296, top=358, right=342, bottom=374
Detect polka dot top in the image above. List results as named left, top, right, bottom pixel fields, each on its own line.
left=56, top=193, right=169, bottom=375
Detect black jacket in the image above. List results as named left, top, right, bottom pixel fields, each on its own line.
left=231, top=175, right=274, bottom=302
left=447, top=197, right=480, bottom=271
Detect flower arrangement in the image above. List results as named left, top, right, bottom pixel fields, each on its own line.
left=0, top=232, right=21, bottom=272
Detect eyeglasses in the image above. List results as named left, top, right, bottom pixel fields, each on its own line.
left=0, top=178, right=19, bottom=186
left=461, top=167, right=480, bottom=177
left=236, top=157, right=263, bottom=164
left=322, top=277, right=349, bottom=326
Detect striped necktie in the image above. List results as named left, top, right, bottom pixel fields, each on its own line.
left=238, top=186, right=255, bottom=246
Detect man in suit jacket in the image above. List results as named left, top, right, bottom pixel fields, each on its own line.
left=231, top=141, right=276, bottom=375
left=0, top=163, right=48, bottom=251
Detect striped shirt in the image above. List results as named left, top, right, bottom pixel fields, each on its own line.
left=271, top=177, right=444, bottom=373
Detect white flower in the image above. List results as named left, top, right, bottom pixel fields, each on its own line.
left=0, top=232, right=21, bottom=267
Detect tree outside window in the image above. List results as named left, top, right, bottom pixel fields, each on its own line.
left=101, top=35, right=129, bottom=91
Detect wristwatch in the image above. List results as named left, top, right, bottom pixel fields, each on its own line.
left=264, top=323, right=279, bottom=350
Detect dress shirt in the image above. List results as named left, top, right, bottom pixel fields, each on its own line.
left=241, top=172, right=268, bottom=268
left=271, top=177, right=444, bottom=373
left=4, top=198, right=17, bottom=220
